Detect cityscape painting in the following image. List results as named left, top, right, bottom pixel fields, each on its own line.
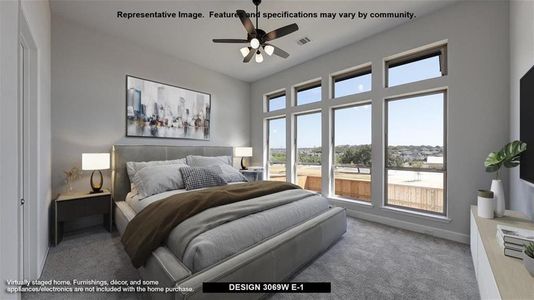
left=126, top=75, right=211, bottom=140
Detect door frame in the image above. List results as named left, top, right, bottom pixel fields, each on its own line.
left=19, top=9, right=40, bottom=280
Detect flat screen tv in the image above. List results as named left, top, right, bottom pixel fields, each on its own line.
left=520, top=65, right=534, bottom=184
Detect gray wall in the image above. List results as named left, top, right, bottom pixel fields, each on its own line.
left=250, top=1, right=510, bottom=241
left=51, top=16, right=251, bottom=195
left=509, top=0, right=534, bottom=219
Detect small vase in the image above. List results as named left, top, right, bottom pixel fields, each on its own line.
left=477, top=190, right=495, bottom=219
left=491, top=179, right=505, bottom=217
left=522, top=251, right=534, bottom=277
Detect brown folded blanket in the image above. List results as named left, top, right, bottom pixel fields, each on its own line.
left=122, top=181, right=300, bottom=268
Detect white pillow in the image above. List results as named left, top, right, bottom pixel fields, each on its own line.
left=131, top=164, right=187, bottom=200
left=186, top=155, right=232, bottom=167
left=126, top=158, right=186, bottom=182
left=218, top=164, right=249, bottom=183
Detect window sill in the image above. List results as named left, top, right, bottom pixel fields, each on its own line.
left=328, top=196, right=373, bottom=208
left=381, top=205, right=452, bottom=223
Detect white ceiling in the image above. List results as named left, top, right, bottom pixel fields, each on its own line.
left=50, top=0, right=458, bottom=82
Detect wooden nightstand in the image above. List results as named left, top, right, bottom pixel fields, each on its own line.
left=54, top=190, right=112, bottom=246
left=240, top=169, right=264, bottom=182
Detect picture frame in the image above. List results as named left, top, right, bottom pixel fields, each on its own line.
left=125, top=75, right=211, bottom=140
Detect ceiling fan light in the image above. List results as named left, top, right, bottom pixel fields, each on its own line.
left=240, top=47, right=250, bottom=57
left=255, top=52, right=264, bottom=63
left=264, top=45, right=274, bottom=56
left=250, top=38, right=260, bottom=49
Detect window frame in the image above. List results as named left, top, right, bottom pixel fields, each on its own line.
left=332, top=66, right=372, bottom=99
left=265, top=91, right=286, bottom=112
left=385, top=44, right=448, bottom=88
left=293, top=110, right=323, bottom=191
left=331, top=101, right=373, bottom=203
left=294, top=81, right=322, bottom=106
left=384, top=90, right=448, bottom=216
left=265, top=116, right=287, bottom=181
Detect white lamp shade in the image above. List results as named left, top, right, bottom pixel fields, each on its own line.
left=82, top=153, right=110, bottom=170
left=234, top=147, right=253, bottom=157
left=240, top=47, right=250, bottom=58
left=264, top=45, right=274, bottom=56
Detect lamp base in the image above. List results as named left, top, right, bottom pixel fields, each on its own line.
left=90, top=170, right=104, bottom=193
left=240, top=157, right=248, bottom=170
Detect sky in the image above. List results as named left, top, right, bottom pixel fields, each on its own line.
left=268, top=56, right=443, bottom=149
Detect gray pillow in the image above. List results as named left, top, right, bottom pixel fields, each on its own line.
left=131, top=164, right=188, bottom=199
left=180, top=166, right=227, bottom=191
left=186, top=155, right=232, bottom=167
left=218, top=164, right=249, bottom=183
left=126, top=158, right=186, bottom=182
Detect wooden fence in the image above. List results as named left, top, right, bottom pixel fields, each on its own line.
left=296, top=175, right=443, bottom=213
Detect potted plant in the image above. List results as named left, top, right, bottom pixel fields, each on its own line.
left=484, top=140, right=527, bottom=217
left=523, top=242, right=534, bottom=277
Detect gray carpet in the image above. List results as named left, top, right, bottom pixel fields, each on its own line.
left=23, top=217, right=479, bottom=300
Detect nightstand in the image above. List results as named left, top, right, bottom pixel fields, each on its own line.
left=240, top=169, right=264, bottom=182
left=54, top=190, right=112, bottom=246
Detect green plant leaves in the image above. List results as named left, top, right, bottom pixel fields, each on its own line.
left=484, top=140, right=527, bottom=173
left=526, top=242, right=534, bottom=259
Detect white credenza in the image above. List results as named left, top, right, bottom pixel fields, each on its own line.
left=470, top=206, right=534, bottom=299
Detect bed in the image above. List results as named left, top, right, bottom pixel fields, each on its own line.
left=112, top=145, right=347, bottom=300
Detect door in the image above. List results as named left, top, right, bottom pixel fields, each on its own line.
left=18, top=41, right=25, bottom=279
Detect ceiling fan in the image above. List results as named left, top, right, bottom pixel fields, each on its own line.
left=212, top=0, right=299, bottom=63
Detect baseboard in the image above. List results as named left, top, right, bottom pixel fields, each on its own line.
left=37, top=246, right=49, bottom=279
left=345, top=208, right=470, bottom=244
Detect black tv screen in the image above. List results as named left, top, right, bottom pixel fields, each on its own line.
left=520, top=65, right=534, bottom=184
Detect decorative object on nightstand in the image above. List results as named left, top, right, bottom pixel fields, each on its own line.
left=63, top=166, right=81, bottom=193
left=54, top=191, right=112, bottom=246
left=477, top=189, right=494, bottom=219
left=82, top=153, right=110, bottom=193
left=240, top=168, right=264, bottom=182
left=484, top=140, right=527, bottom=217
left=234, top=147, right=253, bottom=170
left=523, top=242, right=534, bottom=277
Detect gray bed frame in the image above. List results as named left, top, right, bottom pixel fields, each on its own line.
left=112, top=145, right=347, bottom=300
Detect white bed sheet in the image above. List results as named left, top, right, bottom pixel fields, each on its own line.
left=125, top=182, right=244, bottom=214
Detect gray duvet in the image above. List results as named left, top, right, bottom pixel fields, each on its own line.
left=164, top=189, right=329, bottom=273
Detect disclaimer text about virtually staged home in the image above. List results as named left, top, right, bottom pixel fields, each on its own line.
left=116, top=10, right=417, bottom=21
left=5, top=279, right=331, bottom=294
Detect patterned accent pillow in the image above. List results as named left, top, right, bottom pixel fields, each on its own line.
left=180, top=166, right=228, bottom=191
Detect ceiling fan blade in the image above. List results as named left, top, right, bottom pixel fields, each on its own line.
left=236, top=10, right=255, bottom=35
left=243, top=48, right=255, bottom=63
left=264, top=23, right=299, bottom=42
left=212, top=39, right=249, bottom=43
left=265, top=44, right=290, bottom=59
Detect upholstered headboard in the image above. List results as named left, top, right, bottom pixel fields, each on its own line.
left=111, top=145, right=233, bottom=202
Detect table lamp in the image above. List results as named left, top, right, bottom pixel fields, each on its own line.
left=82, top=153, right=110, bottom=193
left=234, top=147, right=253, bottom=170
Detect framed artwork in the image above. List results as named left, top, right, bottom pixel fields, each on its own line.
left=126, top=75, right=211, bottom=140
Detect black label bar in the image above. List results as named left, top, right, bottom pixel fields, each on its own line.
left=202, top=282, right=331, bottom=293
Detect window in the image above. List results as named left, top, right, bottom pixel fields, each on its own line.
left=385, top=91, right=446, bottom=214
left=295, top=112, right=322, bottom=192
left=267, top=117, right=286, bottom=181
left=333, top=66, right=372, bottom=98
left=295, top=82, right=321, bottom=106
left=333, top=104, right=372, bottom=202
left=386, top=45, right=447, bottom=87
left=266, top=92, right=286, bottom=112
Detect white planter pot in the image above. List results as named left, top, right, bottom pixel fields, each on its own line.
left=477, top=190, right=495, bottom=219
left=522, top=251, right=534, bottom=277
left=491, top=179, right=505, bottom=217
